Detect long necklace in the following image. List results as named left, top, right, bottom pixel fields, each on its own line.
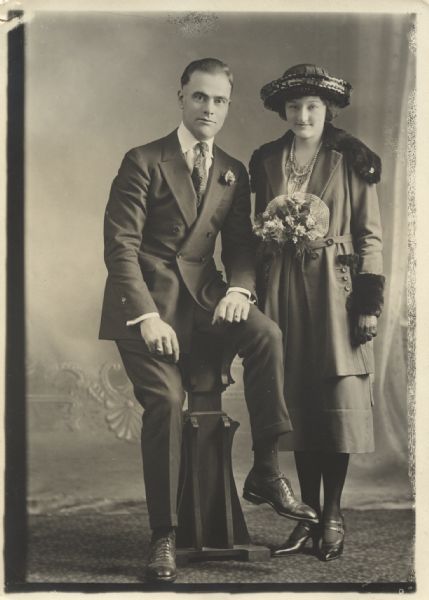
left=286, top=136, right=322, bottom=196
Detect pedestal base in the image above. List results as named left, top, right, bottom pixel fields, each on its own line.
left=176, top=544, right=271, bottom=566
left=177, top=405, right=251, bottom=549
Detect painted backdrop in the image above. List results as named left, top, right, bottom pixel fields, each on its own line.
left=25, top=11, right=414, bottom=511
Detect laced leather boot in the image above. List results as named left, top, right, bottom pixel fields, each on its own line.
left=243, top=468, right=319, bottom=523
left=146, top=528, right=177, bottom=583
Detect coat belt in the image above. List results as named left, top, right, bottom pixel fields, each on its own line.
left=304, top=233, right=353, bottom=250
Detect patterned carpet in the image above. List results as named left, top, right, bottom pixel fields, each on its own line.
left=23, top=502, right=415, bottom=592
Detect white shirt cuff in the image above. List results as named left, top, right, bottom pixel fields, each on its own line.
left=226, top=287, right=254, bottom=303
left=126, top=312, right=160, bottom=326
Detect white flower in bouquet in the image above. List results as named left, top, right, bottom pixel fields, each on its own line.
left=253, top=192, right=330, bottom=248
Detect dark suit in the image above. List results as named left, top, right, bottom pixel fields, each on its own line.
left=100, top=130, right=292, bottom=529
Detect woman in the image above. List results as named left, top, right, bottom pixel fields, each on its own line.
left=250, top=64, right=385, bottom=561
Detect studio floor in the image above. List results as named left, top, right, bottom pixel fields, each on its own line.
left=23, top=367, right=415, bottom=591
left=24, top=502, right=414, bottom=591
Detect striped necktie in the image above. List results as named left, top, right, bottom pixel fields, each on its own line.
left=191, top=142, right=209, bottom=207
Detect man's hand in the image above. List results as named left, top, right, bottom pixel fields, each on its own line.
left=212, top=292, right=250, bottom=325
left=353, top=314, right=378, bottom=345
left=140, top=317, right=180, bottom=362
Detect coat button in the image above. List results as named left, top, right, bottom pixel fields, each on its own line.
left=200, top=256, right=205, bottom=262
left=206, top=231, right=213, bottom=238
left=326, top=238, right=334, bottom=246
left=172, top=225, right=180, bottom=233
left=177, top=252, right=182, bottom=258
left=345, top=285, right=351, bottom=292
left=341, top=266, right=347, bottom=273
left=342, top=275, right=348, bottom=281
left=121, top=296, right=126, bottom=304
left=311, top=252, right=318, bottom=259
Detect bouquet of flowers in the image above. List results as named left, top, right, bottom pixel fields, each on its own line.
left=253, top=192, right=329, bottom=248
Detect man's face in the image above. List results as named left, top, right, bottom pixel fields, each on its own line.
left=178, top=70, right=231, bottom=141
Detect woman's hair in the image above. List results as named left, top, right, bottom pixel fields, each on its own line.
left=278, top=96, right=340, bottom=122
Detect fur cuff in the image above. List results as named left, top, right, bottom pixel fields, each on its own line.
left=348, top=273, right=385, bottom=317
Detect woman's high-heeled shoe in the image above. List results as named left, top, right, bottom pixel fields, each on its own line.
left=272, top=521, right=320, bottom=556
left=318, top=515, right=345, bottom=561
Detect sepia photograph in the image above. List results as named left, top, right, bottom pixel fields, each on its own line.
left=3, top=0, right=426, bottom=594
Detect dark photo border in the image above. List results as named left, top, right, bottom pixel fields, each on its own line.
left=3, top=6, right=421, bottom=594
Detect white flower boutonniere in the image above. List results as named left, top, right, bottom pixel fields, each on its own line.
left=220, top=169, right=236, bottom=186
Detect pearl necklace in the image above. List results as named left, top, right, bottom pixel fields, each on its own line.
left=286, top=136, right=322, bottom=196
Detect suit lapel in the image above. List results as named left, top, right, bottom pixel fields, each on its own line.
left=159, top=130, right=198, bottom=228
left=263, top=130, right=343, bottom=201
left=306, top=144, right=342, bottom=199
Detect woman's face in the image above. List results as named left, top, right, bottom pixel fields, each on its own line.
left=284, top=96, right=327, bottom=142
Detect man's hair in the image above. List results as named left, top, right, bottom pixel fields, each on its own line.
left=180, top=58, right=234, bottom=90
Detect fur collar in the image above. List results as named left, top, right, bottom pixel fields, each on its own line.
left=250, top=124, right=382, bottom=189
left=323, top=123, right=381, bottom=184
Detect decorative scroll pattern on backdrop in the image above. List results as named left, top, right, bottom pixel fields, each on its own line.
left=27, top=360, right=243, bottom=442
left=27, top=361, right=142, bottom=442
left=88, top=363, right=143, bottom=442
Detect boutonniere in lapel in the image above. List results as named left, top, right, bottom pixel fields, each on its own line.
left=220, top=169, right=236, bottom=186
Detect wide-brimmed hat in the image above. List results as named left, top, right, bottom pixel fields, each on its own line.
left=261, top=64, right=352, bottom=113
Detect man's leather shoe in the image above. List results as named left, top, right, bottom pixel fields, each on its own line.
left=243, top=469, right=319, bottom=523
left=146, top=529, right=177, bottom=583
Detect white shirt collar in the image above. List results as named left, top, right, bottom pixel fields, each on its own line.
left=177, top=122, right=214, bottom=157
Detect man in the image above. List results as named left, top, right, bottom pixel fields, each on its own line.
left=99, top=58, right=317, bottom=583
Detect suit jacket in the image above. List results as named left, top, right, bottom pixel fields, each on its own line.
left=250, top=126, right=383, bottom=378
left=99, top=129, right=256, bottom=345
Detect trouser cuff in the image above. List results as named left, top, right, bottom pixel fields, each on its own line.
left=251, top=420, right=293, bottom=450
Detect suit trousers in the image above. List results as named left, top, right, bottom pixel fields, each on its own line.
left=116, top=303, right=292, bottom=530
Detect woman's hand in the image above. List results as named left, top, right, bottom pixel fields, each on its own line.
left=354, top=314, right=378, bottom=345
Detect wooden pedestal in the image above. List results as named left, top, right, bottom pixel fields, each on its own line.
left=176, top=390, right=270, bottom=564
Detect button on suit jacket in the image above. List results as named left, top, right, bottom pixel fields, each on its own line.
left=99, top=129, right=256, bottom=346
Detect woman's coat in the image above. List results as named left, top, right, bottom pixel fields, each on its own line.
left=250, top=125, right=384, bottom=379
